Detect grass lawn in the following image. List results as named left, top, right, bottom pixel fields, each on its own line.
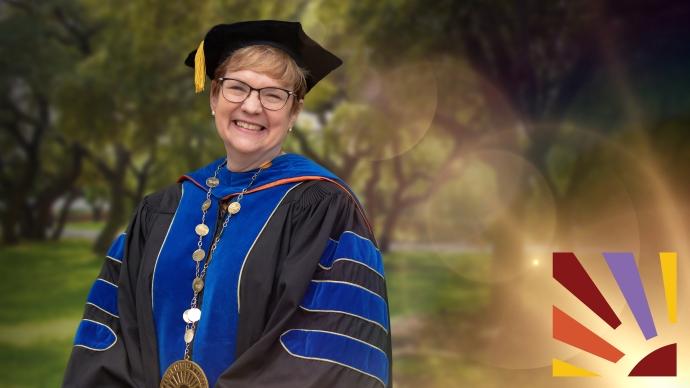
left=385, top=251, right=493, bottom=387
left=386, top=250, right=490, bottom=317
left=63, top=220, right=105, bottom=231
left=0, top=239, right=101, bottom=387
left=0, top=240, right=491, bottom=387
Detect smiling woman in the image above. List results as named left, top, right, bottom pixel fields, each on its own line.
left=212, top=68, right=301, bottom=171
left=62, top=20, right=392, bottom=388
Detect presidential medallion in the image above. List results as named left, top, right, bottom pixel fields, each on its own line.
left=160, top=359, right=208, bottom=388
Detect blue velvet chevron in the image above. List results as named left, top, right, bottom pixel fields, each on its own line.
left=86, top=279, right=118, bottom=317
left=281, top=329, right=389, bottom=386
left=319, top=231, right=384, bottom=277
left=106, top=233, right=126, bottom=263
left=74, top=319, right=117, bottom=351
left=301, top=280, right=389, bottom=331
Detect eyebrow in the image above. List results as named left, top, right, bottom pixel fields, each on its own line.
left=222, top=76, right=291, bottom=90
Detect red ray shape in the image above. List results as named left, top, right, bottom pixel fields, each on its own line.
left=553, top=252, right=621, bottom=329
left=629, top=344, right=677, bottom=376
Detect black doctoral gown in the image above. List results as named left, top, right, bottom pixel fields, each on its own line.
left=63, top=154, right=392, bottom=388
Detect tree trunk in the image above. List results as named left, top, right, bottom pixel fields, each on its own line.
left=377, top=206, right=402, bottom=254
left=34, top=200, right=54, bottom=240
left=1, top=212, right=20, bottom=245
left=93, top=181, right=127, bottom=253
left=90, top=202, right=104, bottom=222
left=21, top=143, right=84, bottom=241
left=51, top=188, right=81, bottom=240
left=92, top=146, right=130, bottom=253
left=1, top=189, right=23, bottom=245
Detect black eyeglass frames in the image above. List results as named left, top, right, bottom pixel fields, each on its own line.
left=217, top=77, right=296, bottom=111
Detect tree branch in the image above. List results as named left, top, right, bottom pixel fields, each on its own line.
left=1, top=119, right=29, bottom=149
left=291, top=126, right=336, bottom=171
left=399, top=142, right=463, bottom=208
left=4, top=0, right=34, bottom=13
left=51, top=6, right=94, bottom=55
left=36, top=142, right=85, bottom=203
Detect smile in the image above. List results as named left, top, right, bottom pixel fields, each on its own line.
left=233, top=120, right=265, bottom=131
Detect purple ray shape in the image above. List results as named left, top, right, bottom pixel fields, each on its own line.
left=603, top=252, right=657, bottom=340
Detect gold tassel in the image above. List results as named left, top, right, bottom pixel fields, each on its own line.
left=194, top=40, right=206, bottom=93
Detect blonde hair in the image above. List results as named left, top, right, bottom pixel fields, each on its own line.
left=211, top=45, right=308, bottom=113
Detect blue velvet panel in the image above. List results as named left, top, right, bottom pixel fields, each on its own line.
left=281, top=329, right=389, bottom=386
left=301, top=280, right=389, bottom=332
left=194, top=183, right=297, bottom=386
left=86, top=279, right=119, bottom=317
left=319, top=231, right=384, bottom=277
left=73, top=319, right=117, bottom=351
left=106, top=233, right=126, bottom=263
left=153, top=182, right=215, bottom=376
left=153, top=180, right=298, bottom=387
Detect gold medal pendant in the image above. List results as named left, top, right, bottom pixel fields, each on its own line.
left=160, top=359, right=209, bottom=388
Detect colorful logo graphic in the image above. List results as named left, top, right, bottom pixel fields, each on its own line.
left=552, top=252, right=678, bottom=377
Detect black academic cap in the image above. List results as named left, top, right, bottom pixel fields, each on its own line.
left=185, top=20, right=342, bottom=94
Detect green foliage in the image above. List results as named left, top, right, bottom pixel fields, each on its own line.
left=397, top=156, right=499, bottom=242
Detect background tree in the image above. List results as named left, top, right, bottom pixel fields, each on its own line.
left=0, top=0, right=90, bottom=244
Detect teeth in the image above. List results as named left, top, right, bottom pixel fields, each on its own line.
left=235, top=120, right=263, bottom=131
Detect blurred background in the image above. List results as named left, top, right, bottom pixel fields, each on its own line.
left=1, top=0, right=690, bottom=387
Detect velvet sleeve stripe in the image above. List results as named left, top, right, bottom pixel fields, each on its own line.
left=86, top=278, right=119, bottom=318
left=320, top=231, right=384, bottom=278
left=301, top=280, right=389, bottom=332
left=280, top=329, right=389, bottom=387
left=106, top=232, right=126, bottom=263
left=98, top=256, right=122, bottom=286
left=71, top=234, right=123, bottom=354
left=313, top=261, right=387, bottom=298
left=289, top=309, right=389, bottom=351
left=73, top=319, right=118, bottom=351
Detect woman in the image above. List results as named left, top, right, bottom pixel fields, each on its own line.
left=63, top=21, right=391, bottom=388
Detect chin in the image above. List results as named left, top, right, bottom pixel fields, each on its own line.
left=224, top=141, right=262, bottom=156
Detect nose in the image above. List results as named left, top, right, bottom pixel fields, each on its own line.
left=241, top=90, right=263, bottom=114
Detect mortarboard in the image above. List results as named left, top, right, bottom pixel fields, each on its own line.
left=185, top=20, right=342, bottom=94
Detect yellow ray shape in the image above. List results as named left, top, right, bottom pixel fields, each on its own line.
left=552, top=359, right=599, bottom=377
left=660, top=252, right=677, bottom=324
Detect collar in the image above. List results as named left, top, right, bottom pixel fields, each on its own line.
left=179, top=153, right=344, bottom=200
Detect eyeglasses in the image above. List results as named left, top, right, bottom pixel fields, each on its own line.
left=217, top=77, right=296, bottom=111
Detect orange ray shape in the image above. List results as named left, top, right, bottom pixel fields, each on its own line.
left=553, top=306, right=624, bottom=363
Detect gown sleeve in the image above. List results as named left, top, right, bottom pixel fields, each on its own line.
left=216, top=181, right=393, bottom=388
left=62, top=200, right=151, bottom=388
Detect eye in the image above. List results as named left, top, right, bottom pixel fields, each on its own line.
left=223, top=81, right=249, bottom=93
left=262, top=89, right=286, bottom=102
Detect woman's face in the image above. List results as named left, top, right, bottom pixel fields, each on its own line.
left=210, top=69, right=302, bottom=166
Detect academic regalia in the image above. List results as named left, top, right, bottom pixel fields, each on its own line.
left=63, top=153, right=392, bottom=388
